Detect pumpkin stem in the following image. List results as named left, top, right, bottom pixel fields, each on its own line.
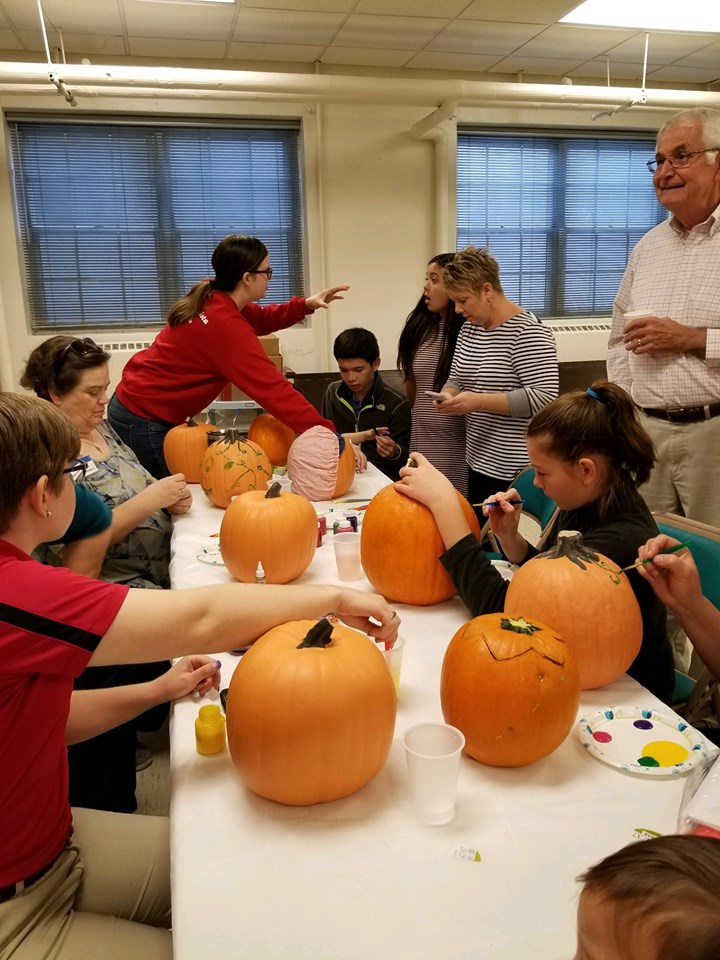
left=500, top=616, right=541, bottom=635
left=406, top=456, right=418, bottom=469
left=297, top=618, right=334, bottom=649
left=538, top=529, right=621, bottom=583
left=187, top=416, right=199, bottom=426
left=265, top=481, right=282, bottom=499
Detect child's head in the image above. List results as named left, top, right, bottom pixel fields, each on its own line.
left=333, top=327, right=380, bottom=398
left=575, top=835, right=720, bottom=960
left=526, top=380, right=655, bottom=520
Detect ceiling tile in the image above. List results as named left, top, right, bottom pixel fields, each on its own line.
left=232, top=8, right=345, bottom=45
left=227, top=40, right=326, bottom=61
left=0, top=28, right=22, bottom=49
left=355, top=0, right=468, bottom=15
left=242, top=0, right=355, bottom=10
left=321, top=45, right=412, bottom=66
left=124, top=0, right=235, bottom=40
left=128, top=35, right=226, bottom=57
left=15, top=28, right=127, bottom=55
left=516, top=24, right=634, bottom=59
left=460, top=0, right=576, bottom=25
left=26, top=0, right=122, bottom=32
left=568, top=60, right=651, bottom=82
left=675, top=40, right=720, bottom=70
left=427, top=20, right=543, bottom=56
left=406, top=50, right=501, bottom=72
left=488, top=54, right=585, bottom=77
left=647, top=63, right=720, bottom=84
left=604, top=32, right=720, bottom=63
left=332, top=14, right=450, bottom=51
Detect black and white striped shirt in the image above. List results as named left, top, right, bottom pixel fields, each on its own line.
left=445, top=311, right=558, bottom=480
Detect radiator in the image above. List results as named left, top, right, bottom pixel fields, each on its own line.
left=94, top=339, right=153, bottom=394
left=547, top=321, right=611, bottom=363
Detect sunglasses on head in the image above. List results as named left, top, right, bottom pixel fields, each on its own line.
left=53, top=338, right=101, bottom=374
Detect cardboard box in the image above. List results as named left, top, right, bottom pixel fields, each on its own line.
left=222, top=355, right=284, bottom=402
left=258, top=334, right=281, bottom=357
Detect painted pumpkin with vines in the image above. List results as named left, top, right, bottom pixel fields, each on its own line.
left=200, top=432, right=273, bottom=509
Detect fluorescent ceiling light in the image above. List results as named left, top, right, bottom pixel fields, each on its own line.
left=561, top=0, right=720, bottom=32
left=137, top=0, right=235, bottom=5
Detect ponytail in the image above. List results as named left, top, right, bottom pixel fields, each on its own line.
left=527, top=380, right=656, bottom=521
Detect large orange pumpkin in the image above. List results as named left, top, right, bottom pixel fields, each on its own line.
left=286, top=426, right=355, bottom=501
left=162, top=418, right=215, bottom=482
left=247, top=413, right=295, bottom=467
left=360, top=485, right=481, bottom=605
left=219, top=481, right=317, bottom=583
left=226, top=618, right=397, bottom=805
left=200, top=433, right=272, bottom=508
left=441, top=613, right=581, bottom=767
left=503, top=530, right=643, bottom=690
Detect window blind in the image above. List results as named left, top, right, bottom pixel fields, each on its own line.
left=8, top=118, right=304, bottom=331
left=457, top=131, right=665, bottom=318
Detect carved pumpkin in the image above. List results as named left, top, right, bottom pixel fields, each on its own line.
left=226, top=618, right=397, bottom=805
left=247, top=413, right=296, bottom=467
left=286, top=425, right=355, bottom=501
left=220, top=481, right=317, bottom=584
left=199, top=432, right=272, bottom=509
left=441, top=613, right=581, bottom=767
left=162, top=418, right=215, bottom=482
left=504, top=530, right=643, bottom=690
left=360, top=485, right=481, bottom=605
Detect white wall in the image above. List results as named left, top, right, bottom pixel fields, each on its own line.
left=0, top=67, right=684, bottom=392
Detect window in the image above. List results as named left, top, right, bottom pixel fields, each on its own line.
left=456, top=131, right=665, bottom=318
left=8, top=117, right=304, bottom=331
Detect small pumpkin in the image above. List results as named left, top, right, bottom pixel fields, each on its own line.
left=440, top=613, right=581, bottom=767
left=247, top=413, right=296, bottom=467
left=503, top=530, right=643, bottom=690
left=226, top=618, right=397, bottom=805
left=200, top=431, right=273, bottom=509
left=286, top=426, right=355, bottom=501
left=360, top=485, right=481, bottom=605
left=220, top=481, right=317, bottom=584
left=162, top=418, right=215, bottom=482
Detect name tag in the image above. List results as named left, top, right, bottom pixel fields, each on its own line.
left=77, top=454, right=100, bottom=479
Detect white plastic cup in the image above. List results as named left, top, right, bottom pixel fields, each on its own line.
left=623, top=309, right=654, bottom=326
left=267, top=476, right=292, bottom=493
left=332, top=532, right=362, bottom=581
left=403, top=722, right=465, bottom=826
left=384, top=635, right=405, bottom=694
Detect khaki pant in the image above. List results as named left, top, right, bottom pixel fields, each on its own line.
left=0, top=808, right=172, bottom=960
left=639, top=413, right=720, bottom=527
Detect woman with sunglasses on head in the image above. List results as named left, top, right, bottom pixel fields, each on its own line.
left=107, top=234, right=349, bottom=478
left=21, top=336, right=190, bottom=814
left=397, top=253, right=467, bottom=496
left=0, top=392, right=398, bottom=960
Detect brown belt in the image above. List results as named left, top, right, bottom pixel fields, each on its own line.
left=641, top=403, right=720, bottom=424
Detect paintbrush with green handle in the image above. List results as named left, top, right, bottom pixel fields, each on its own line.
left=617, top=541, right=692, bottom=575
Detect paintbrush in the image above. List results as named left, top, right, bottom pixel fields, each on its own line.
left=617, top=541, right=691, bottom=574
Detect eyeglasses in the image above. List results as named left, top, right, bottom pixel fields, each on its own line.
left=62, top=459, right=88, bottom=482
left=250, top=268, right=273, bottom=280
left=53, top=337, right=101, bottom=374
left=647, top=148, right=720, bottom=173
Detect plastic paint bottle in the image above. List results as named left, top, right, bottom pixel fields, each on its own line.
left=335, top=519, right=353, bottom=535
left=255, top=561, right=266, bottom=584
left=195, top=704, right=226, bottom=756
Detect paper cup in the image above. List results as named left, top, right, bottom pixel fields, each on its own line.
left=403, top=722, right=465, bottom=825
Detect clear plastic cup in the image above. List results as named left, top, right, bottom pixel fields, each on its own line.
left=403, top=722, right=465, bottom=825
left=333, top=532, right=362, bottom=581
left=384, top=635, right=405, bottom=694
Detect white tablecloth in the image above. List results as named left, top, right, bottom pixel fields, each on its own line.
left=168, top=466, right=706, bottom=960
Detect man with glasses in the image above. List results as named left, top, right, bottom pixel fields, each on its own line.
left=608, top=107, right=720, bottom=529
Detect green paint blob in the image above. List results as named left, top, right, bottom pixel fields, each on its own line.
left=638, top=756, right=660, bottom=767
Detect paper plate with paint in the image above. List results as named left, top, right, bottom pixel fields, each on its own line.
left=577, top=706, right=706, bottom=777
left=196, top=544, right=224, bottom=566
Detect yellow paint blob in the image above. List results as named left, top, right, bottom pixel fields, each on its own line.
left=641, top=740, right=689, bottom=767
